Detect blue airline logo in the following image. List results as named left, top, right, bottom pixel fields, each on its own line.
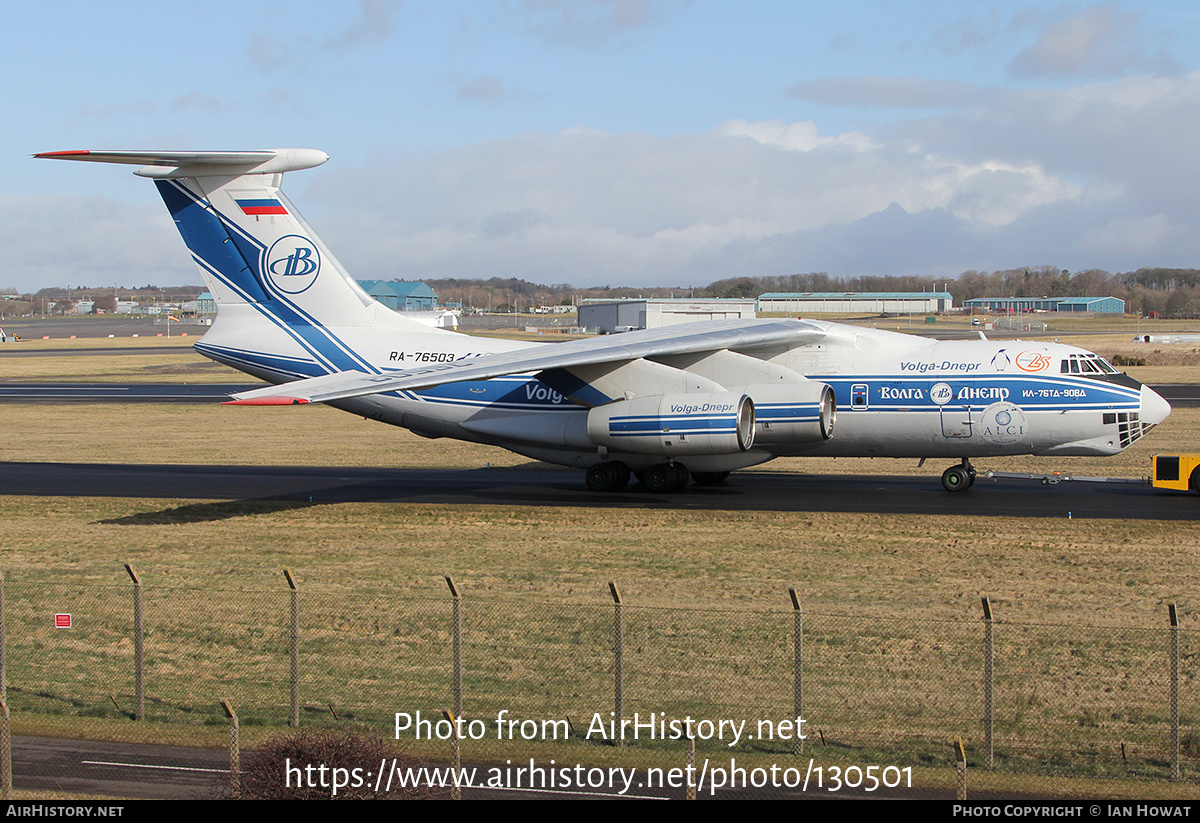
left=265, top=235, right=321, bottom=294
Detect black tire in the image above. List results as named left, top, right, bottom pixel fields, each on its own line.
left=586, top=463, right=614, bottom=492
left=942, top=465, right=971, bottom=492
left=669, top=462, right=690, bottom=490
left=586, top=461, right=631, bottom=492
left=645, top=464, right=675, bottom=493
left=1190, top=467, right=1200, bottom=494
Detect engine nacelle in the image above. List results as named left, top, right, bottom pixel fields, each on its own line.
left=748, top=382, right=836, bottom=444
left=587, top=392, right=755, bottom=456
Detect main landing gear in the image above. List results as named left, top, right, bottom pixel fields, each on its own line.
left=941, top=458, right=977, bottom=493
left=585, top=460, right=631, bottom=492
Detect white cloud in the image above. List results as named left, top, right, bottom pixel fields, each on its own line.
left=1073, top=213, right=1171, bottom=256
left=711, top=119, right=877, bottom=152
left=453, top=74, right=507, bottom=103
left=0, top=194, right=192, bottom=292
left=26, top=70, right=1200, bottom=291
left=786, top=76, right=984, bottom=109
left=248, top=0, right=400, bottom=72
left=305, top=117, right=1093, bottom=285
left=170, top=90, right=229, bottom=115
left=510, top=0, right=656, bottom=47
left=1009, top=4, right=1178, bottom=80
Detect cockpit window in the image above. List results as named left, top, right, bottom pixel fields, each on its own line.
left=1062, top=353, right=1125, bottom=378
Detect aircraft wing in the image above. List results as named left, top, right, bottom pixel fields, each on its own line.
left=226, top=318, right=825, bottom=405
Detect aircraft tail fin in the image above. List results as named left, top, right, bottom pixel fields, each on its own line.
left=35, top=149, right=406, bottom=331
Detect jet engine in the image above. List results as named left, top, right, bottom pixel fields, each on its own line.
left=587, top=392, right=755, bottom=456
left=745, top=382, right=836, bottom=444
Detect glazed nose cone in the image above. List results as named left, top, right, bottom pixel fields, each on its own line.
left=1140, top=384, right=1172, bottom=426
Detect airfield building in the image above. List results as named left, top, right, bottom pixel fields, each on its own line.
left=963, top=296, right=1125, bottom=314
left=579, top=298, right=756, bottom=333
left=357, top=280, right=439, bottom=311
left=756, top=292, right=953, bottom=314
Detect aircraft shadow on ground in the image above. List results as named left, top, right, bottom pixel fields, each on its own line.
left=2, top=461, right=1197, bottom=522
left=95, top=499, right=321, bottom=526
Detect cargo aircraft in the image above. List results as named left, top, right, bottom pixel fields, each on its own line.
left=37, top=149, right=1172, bottom=493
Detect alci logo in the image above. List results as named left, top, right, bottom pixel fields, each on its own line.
left=265, top=235, right=321, bottom=294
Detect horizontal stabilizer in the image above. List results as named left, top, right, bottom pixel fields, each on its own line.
left=222, top=397, right=311, bottom=406
left=228, top=319, right=827, bottom=405
left=35, top=149, right=328, bottom=178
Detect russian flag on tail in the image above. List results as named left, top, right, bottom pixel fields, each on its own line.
left=235, top=198, right=288, bottom=215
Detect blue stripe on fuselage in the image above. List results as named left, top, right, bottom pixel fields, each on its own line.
left=820, top=374, right=1139, bottom=411
left=160, top=180, right=373, bottom=375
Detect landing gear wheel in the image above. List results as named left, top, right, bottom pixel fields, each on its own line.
left=942, top=465, right=971, bottom=493
left=645, top=464, right=675, bottom=493
left=645, top=462, right=689, bottom=493
left=585, top=461, right=631, bottom=492
left=692, top=471, right=731, bottom=487
left=585, top=464, right=610, bottom=492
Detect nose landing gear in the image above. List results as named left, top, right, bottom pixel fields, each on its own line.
left=942, top=459, right=977, bottom=492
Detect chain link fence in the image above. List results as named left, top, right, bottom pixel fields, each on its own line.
left=0, top=569, right=1194, bottom=799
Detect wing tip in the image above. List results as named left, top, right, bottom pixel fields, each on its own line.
left=223, top=397, right=310, bottom=406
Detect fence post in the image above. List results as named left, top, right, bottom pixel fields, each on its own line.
left=789, top=588, right=803, bottom=755
left=284, top=569, right=300, bottom=727
left=1169, top=602, right=1180, bottom=781
left=0, top=571, right=6, bottom=702
left=686, top=734, right=696, bottom=800
left=0, top=697, right=10, bottom=801
left=609, top=581, right=623, bottom=746
left=124, top=564, right=144, bottom=721
left=221, top=699, right=240, bottom=794
left=444, top=709, right=462, bottom=800
left=445, top=576, right=462, bottom=719
left=982, top=595, right=994, bottom=769
left=955, top=739, right=967, bottom=800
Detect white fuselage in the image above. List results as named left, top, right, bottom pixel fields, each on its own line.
left=196, top=314, right=1167, bottom=473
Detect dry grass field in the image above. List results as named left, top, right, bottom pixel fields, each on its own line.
left=2, top=329, right=1197, bottom=618
left=2, top=324, right=1198, bottom=796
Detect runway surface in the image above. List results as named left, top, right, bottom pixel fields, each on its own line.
left=1, top=460, right=1195, bottom=519
left=12, top=735, right=228, bottom=799
left=0, top=382, right=258, bottom=403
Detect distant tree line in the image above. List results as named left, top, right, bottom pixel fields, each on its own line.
left=8, top=266, right=1200, bottom=318
left=2, top=285, right=205, bottom=317
left=706, top=266, right=1200, bottom=318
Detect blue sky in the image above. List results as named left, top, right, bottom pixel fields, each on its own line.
left=7, top=1, right=1200, bottom=291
